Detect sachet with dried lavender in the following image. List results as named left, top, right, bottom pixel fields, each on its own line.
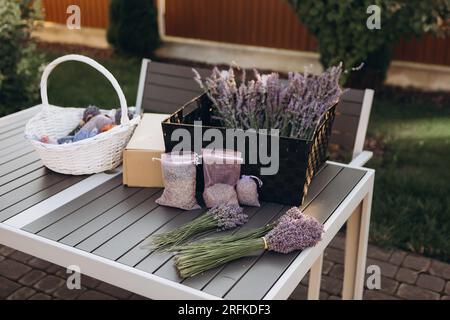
left=174, top=207, right=324, bottom=278
left=193, top=64, right=344, bottom=140
left=140, top=204, right=248, bottom=252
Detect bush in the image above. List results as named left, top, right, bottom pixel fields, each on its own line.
left=0, top=0, right=44, bottom=116
left=107, top=0, right=160, bottom=58
left=286, top=0, right=450, bottom=88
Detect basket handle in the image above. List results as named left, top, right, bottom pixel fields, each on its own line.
left=40, top=54, right=130, bottom=125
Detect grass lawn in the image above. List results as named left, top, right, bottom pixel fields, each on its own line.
left=367, top=98, right=450, bottom=262
left=13, top=51, right=450, bottom=262
left=44, top=55, right=142, bottom=109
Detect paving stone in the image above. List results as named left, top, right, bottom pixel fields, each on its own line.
left=55, top=268, right=69, bottom=279
left=367, top=245, right=392, bottom=262
left=7, top=287, right=36, bottom=300
left=322, top=260, right=335, bottom=275
left=367, top=258, right=398, bottom=278
left=389, top=251, right=407, bottom=266
left=33, top=275, right=65, bottom=294
left=0, top=255, right=4, bottom=263
left=290, top=284, right=308, bottom=300
left=429, top=260, right=450, bottom=280
left=321, top=275, right=343, bottom=296
left=446, top=281, right=450, bottom=295
left=441, top=296, right=450, bottom=300
left=46, top=264, right=65, bottom=275
left=27, top=257, right=53, bottom=270
left=77, top=290, right=116, bottom=300
left=53, top=286, right=86, bottom=300
left=328, top=295, right=340, bottom=300
left=96, top=282, right=133, bottom=299
left=81, top=275, right=101, bottom=289
left=364, top=290, right=400, bottom=300
left=380, top=276, right=399, bottom=294
left=0, top=245, right=15, bottom=257
left=402, top=255, right=431, bottom=272
left=9, top=251, right=33, bottom=263
left=0, top=259, right=32, bottom=280
left=329, top=235, right=346, bottom=250
left=129, top=294, right=149, bottom=300
left=29, top=293, right=52, bottom=300
left=396, top=284, right=440, bottom=300
left=329, top=264, right=344, bottom=279
left=319, top=291, right=329, bottom=300
left=324, top=247, right=344, bottom=264
left=395, top=268, right=418, bottom=285
left=18, top=270, right=47, bottom=286
left=416, top=274, right=445, bottom=292
left=0, top=276, right=20, bottom=299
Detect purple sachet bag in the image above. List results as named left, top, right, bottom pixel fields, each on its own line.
left=202, top=149, right=243, bottom=208
left=236, top=175, right=263, bottom=207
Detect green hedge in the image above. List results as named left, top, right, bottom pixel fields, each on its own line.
left=0, top=0, right=43, bottom=116
left=286, top=0, right=450, bottom=88
left=107, top=0, right=160, bottom=58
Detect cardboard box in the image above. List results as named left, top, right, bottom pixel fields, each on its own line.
left=123, top=113, right=169, bottom=187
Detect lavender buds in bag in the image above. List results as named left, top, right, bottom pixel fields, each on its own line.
left=236, top=175, right=262, bottom=207
left=202, top=149, right=243, bottom=208
left=156, top=152, right=200, bottom=210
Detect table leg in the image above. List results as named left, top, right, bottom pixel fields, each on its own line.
left=307, top=253, right=323, bottom=300
left=342, top=190, right=373, bottom=300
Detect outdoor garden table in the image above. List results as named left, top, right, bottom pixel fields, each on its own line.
left=0, top=106, right=374, bottom=300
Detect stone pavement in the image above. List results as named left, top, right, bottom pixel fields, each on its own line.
left=1, top=234, right=449, bottom=300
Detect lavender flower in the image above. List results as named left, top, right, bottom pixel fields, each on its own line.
left=193, top=63, right=344, bottom=140
left=209, top=204, right=248, bottom=230
left=280, top=206, right=305, bottom=220
left=265, top=210, right=323, bottom=254
left=141, top=204, right=247, bottom=251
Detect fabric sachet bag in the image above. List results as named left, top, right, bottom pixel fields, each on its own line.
left=202, top=148, right=243, bottom=208
left=236, top=175, right=263, bottom=207
left=156, top=152, right=200, bottom=210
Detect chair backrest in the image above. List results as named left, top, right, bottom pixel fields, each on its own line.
left=135, top=59, right=210, bottom=115
left=135, top=60, right=374, bottom=160
left=331, top=89, right=374, bottom=159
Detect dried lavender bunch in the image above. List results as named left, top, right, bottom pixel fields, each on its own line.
left=193, top=64, right=343, bottom=140
left=141, top=205, right=247, bottom=251
left=170, top=222, right=276, bottom=253
left=174, top=207, right=324, bottom=278
left=264, top=209, right=323, bottom=254
left=172, top=207, right=303, bottom=253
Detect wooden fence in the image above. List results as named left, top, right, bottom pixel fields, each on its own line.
left=42, top=0, right=109, bottom=29
left=41, top=0, right=450, bottom=66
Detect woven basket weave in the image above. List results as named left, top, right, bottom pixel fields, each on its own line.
left=25, top=54, right=140, bottom=175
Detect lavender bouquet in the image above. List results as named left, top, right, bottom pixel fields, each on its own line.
left=174, top=207, right=324, bottom=278
left=170, top=205, right=304, bottom=252
left=141, top=205, right=248, bottom=252
left=193, top=64, right=344, bottom=139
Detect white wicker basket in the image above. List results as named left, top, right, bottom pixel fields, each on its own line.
left=25, top=54, right=140, bottom=175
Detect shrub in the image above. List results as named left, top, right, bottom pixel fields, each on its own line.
left=286, top=0, right=450, bottom=88
left=0, top=0, right=44, bottom=116
left=107, top=0, right=160, bottom=58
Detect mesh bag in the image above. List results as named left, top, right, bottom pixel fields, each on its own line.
left=156, top=152, right=200, bottom=210
left=202, top=149, right=242, bottom=208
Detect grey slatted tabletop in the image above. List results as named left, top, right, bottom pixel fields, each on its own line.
left=0, top=108, right=88, bottom=223
left=20, top=162, right=366, bottom=300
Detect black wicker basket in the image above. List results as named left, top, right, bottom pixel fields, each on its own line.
left=161, top=94, right=336, bottom=206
